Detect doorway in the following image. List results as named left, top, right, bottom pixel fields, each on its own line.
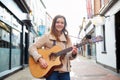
left=24, top=32, right=29, bottom=64
left=115, top=11, right=120, bottom=73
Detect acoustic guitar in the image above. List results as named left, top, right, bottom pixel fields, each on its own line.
left=29, top=36, right=103, bottom=78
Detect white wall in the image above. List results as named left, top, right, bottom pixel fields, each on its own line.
left=96, top=15, right=116, bottom=68
left=96, top=1, right=120, bottom=69
left=1, top=0, right=24, bottom=20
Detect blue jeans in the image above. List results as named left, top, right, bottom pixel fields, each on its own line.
left=46, top=71, right=70, bottom=80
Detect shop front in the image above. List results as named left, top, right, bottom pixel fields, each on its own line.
left=0, top=1, right=26, bottom=78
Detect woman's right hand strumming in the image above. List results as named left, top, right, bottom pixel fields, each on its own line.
left=38, top=57, right=48, bottom=69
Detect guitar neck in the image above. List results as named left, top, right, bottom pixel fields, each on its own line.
left=56, top=35, right=103, bottom=57
left=56, top=43, right=82, bottom=57
left=56, top=47, right=73, bottom=57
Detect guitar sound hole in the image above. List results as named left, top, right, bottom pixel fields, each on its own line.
left=49, top=53, right=57, bottom=61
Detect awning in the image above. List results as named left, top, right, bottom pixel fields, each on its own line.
left=0, top=21, right=10, bottom=32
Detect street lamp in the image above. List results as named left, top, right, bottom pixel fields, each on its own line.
left=91, top=15, right=109, bottom=26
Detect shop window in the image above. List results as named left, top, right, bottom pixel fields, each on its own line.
left=11, top=29, right=21, bottom=68
left=0, top=23, right=10, bottom=72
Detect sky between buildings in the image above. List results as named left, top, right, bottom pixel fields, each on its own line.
left=43, top=0, right=87, bottom=43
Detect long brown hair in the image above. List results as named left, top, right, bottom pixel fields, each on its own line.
left=50, top=15, right=70, bottom=43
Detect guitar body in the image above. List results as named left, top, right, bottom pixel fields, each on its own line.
left=29, top=45, right=63, bottom=78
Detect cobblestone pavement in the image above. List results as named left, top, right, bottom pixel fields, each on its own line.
left=4, top=55, right=120, bottom=80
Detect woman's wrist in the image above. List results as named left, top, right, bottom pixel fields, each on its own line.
left=37, top=56, right=43, bottom=62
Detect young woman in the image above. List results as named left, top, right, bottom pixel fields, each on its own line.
left=28, top=15, right=78, bottom=80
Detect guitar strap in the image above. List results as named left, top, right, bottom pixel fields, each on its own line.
left=52, top=40, right=66, bottom=48
left=52, top=40, right=56, bottom=46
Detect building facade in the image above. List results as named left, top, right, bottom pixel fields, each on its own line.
left=0, top=0, right=51, bottom=78
left=79, top=0, right=120, bottom=73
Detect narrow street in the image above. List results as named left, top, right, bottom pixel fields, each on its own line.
left=4, top=55, right=120, bottom=80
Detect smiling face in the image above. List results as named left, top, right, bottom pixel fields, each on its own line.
left=50, top=15, right=67, bottom=41
left=55, top=17, right=65, bottom=33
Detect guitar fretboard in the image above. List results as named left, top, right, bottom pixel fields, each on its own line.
left=56, top=47, right=73, bottom=56
left=55, top=35, right=103, bottom=57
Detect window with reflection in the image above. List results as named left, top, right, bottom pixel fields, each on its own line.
left=11, top=29, right=21, bottom=68
left=0, top=21, right=10, bottom=72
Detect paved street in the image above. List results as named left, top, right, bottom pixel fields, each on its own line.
left=4, top=55, right=120, bottom=80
